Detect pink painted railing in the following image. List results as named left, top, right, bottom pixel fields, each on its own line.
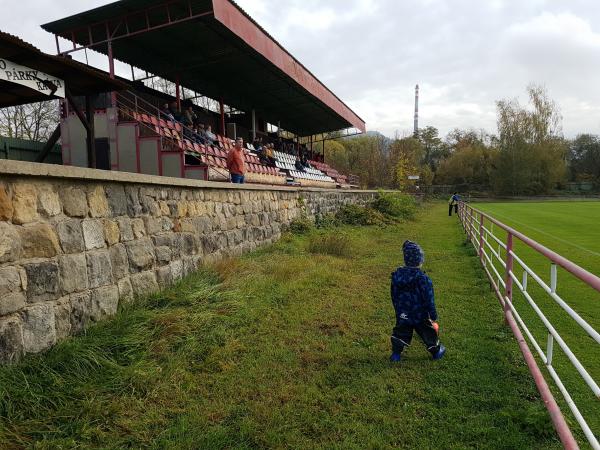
left=458, top=202, right=600, bottom=450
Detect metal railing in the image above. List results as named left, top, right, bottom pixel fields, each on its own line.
left=115, top=90, right=230, bottom=179
left=458, top=202, right=599, bottom=450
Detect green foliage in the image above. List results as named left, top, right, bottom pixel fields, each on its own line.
left=288, top=216, right=313, bottom=234
left=335, top=204, right=386, bottom=226
left=371, top=191, right=417, bottom=220
left=569, top=134, right=600, bottom=183
left=493, top=85, right=567, bottom=195
left=307, top=232, right=352, bottom=257
left=315, top=213, right=340, bottom=229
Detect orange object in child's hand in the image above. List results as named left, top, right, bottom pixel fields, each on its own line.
left=432, top=321, right=440, bottom=333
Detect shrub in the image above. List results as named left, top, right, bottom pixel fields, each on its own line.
left=371, top=191, right=417, bottom=220
left=308, top=232, right=351, bottom=257
left=315, top=213, right=340, bottom=229
left=288, top=217, right=313, bottom=234
left=336, top=204, right=386, bottom=226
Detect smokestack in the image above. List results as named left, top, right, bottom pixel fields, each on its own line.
left=414, top=84, right=419, bottom=137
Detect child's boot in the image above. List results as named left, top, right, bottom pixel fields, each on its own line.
left=432, top=344, right=446, bottom=361
left=389, top=352, right=402, bottom=362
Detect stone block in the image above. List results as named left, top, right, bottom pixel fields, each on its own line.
left=91, top=285, right=119, bottom=318
left=126, top=238, right=155, bottom=272
left=12, top=183, right=38, bottom=224
left=19, top=223, right=61, bottom=258
left=0, top=183, right=14, bottom=221
left=87, top=185, right=110, bottom=218
left=59, top=254, right=88, bottom=294
left=62, top=187, right=88, bottom=217
left=155, top=266, right=172, bottom=286
left=0, top=222, right=21, bottom=263
left=155, top=246, right=172, bottom=266
left=109, top=243, right=129, bottom=280
left=86, top=250, right=113, bottom=288
left=125, top=186, right=143, bottom=217
left=56, top=220, right=85, bottom=253
left=131, top=218, right=146, bottom=238
left=82, top=219, right=106, bottom=250
left=130, top=271, right=159, bottom=297
left=118, top=277, right=134, bottom=304
left=103, top=219, right=120, bottom=246
left=54, top=297, right=72, bottom=341
left=105, top=184, right=128, bottom=216
left=69, top=291, right=93, bottom=334
left=21, top=303, right=56, bottom=354
left=37, top=188, right=61, bottom=217
left=170, top=260, right=184, bottom=282
left=0, top=267, right=26, bottom=315
left=24, top=261, right=60, bottom=302
left=143, top=216, right=162, bottom=235
left=0, top=315, right=24, bottom=363
left=117, top=217, right=134, bottom=242
left=180, top=233, right=198, bottom=256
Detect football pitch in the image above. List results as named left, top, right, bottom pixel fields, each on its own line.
left=472, top=200, right=600, bottom=444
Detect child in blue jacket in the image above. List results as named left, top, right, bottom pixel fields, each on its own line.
left=390, top=240, right=446, bottom=362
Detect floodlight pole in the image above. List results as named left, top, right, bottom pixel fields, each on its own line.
left=251, top=109, right=256, bottom=141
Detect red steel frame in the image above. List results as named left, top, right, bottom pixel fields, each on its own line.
left=54, top=1, right=213, bottom=56
left=458, top=201, right=600, bottom=450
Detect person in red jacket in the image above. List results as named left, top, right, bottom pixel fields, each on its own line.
left=227, top=137, right=246, bottom=184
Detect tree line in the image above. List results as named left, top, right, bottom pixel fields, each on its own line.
left=325, top=85, right=600, bottom=195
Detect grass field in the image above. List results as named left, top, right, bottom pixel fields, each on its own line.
left=0, top=203, right=563, bottom=449
left=472, top=201, right=600, bottom=447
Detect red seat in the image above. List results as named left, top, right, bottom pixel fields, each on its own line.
left=150, top=116, right=159, bottom=126
left=159, top=118, right=167, bottom=128
left=175, top=122, right=182, bottom=133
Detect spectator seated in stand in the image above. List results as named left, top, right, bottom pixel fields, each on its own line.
left=295, top=156, right=305, bottom=172
left=162, top=103, right=174, bottom=121
left=252, top=137, right=263, bottom=152
left=205, top=125, right=218, bottom=146
left=169, top=102, right=182, bottom=122
left=265, top=143, right=276, bottom=166
left=182, top=105, right=196, bottom=128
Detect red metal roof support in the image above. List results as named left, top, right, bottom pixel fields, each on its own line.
left=176, top=76, right=181, bottom=111
left=219, top=98, right=225, bottom=136
left=107, top=39, right=116, bottom=107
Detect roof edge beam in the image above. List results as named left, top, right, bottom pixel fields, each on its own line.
left=53, top=1, right=214, bottom=56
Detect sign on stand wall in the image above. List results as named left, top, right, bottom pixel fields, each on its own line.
left=0, top=58, right=65, bottom=98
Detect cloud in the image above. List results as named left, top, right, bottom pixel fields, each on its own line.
left=3, top=0, right=600, bottom=137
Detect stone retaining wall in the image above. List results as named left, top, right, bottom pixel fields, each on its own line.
left=0, top=161, right=377, bottom=363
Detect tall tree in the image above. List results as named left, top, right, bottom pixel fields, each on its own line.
left=0, top=101, right=59, bottom=142
left=493, top=85, right=567, bottom=195
left=569, top=134, right=600, bottom=182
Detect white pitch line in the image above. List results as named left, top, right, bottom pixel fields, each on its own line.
left=482, top=209, right=600, bottom=259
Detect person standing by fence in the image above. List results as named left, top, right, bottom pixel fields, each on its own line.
left=448, top=192, right=460, bottom=216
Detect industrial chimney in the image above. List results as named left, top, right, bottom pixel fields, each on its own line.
left=414, top=84, right=419, bottom=137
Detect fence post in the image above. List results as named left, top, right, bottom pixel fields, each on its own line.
left=478, top=214, right=484, bottom=263
left=504, top=233, right=514, bottom=323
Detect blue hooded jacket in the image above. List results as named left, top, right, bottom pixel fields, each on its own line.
left=391, top=241, right=438, bottom=325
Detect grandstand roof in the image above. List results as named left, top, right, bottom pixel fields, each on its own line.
left=0, top=31, right=126, bottom=108
left=41, top=0, right=366, bottom=136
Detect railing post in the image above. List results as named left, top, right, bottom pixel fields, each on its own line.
left=478, top=214, right=484, bottom=262
left=504, top=232, right=514, bottom=322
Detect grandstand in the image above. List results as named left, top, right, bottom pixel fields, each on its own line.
left=40, top=0, right=365, bottom=188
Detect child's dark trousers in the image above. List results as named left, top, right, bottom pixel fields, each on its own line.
left=391, top=321, right=441, bottom=355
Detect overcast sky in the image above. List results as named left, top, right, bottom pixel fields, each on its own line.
left=3, top=0, right=600, bottom=138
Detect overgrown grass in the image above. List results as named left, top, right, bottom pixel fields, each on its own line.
left=307, top=232, right=352, bottom=257
left=0, top=203, right=564, bottom=449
